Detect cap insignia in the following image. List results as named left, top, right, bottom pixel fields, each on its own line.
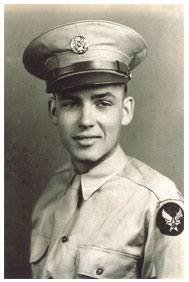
left=70, top=36, right=89, bottom=54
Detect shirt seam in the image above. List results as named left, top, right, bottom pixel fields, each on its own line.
left=116, top=172, right=160, bottom=201
left=117, top=174, right=183, bottom=206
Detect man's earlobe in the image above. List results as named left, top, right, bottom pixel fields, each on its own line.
left=48, top=97, right=58, bottom=126
left=122, top=96, right=134, bottom=126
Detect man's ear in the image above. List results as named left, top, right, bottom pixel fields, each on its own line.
left=122, top=96, right=134, bottom=126
left=48, top=97, right=58, bottom=126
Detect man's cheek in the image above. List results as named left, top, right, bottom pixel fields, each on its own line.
left=105, top=117, right=122, bottom=130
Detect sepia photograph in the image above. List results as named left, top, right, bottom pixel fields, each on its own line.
left=4, top=3, right=184, bottom=279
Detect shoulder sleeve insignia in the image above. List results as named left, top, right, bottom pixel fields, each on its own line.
left=156, top=202, right=184, bottom=236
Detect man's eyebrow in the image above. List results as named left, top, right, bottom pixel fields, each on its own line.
left=91, top=92, right=116, bottom=100
left=56, top=92, right=116, bottom=100
left=57, top=94, right=81, bottom=101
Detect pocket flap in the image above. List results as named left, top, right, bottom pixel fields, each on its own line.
left=76, top=246, right=138, bottom=279
left=29, top=233, right=49, bottom=263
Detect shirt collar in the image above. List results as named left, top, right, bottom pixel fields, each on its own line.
left=79, top=145, right=128, bottom=200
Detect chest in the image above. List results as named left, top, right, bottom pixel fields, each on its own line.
left=31, top=183, right=152, bottom=278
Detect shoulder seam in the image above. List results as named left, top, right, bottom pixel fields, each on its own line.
left=119, top=174, right=160, bottom=201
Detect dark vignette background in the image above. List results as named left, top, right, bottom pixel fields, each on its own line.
left=4, top=4, right=184, bottom=278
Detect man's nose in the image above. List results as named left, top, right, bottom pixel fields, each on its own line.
left=78, top=103, right=95, bottom=128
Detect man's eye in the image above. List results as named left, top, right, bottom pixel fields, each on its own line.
left=61, top=101, right=80, bottom=108
left=97, top=101, right=112, bottom=107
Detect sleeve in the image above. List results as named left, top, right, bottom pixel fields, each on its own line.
left=141, top=199, right=184, bottom=279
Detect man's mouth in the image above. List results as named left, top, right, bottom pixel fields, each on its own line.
left=73, top=135, right=101, bottom=140
left=72, top=135, right=101, bottom=146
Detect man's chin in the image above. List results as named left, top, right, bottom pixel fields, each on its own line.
left=73, top=155, right=101, bottom=164
left=72, top=151, right=106, bottom=165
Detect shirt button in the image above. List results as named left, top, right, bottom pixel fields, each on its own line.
left=96, top=267, right=104, bottom=275
left=61, top=235, right=68, bottom=243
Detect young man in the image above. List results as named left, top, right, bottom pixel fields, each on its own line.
left=23, top=20, right=184, bottom=279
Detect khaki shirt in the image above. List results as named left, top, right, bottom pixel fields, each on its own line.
left=30, top=146, right=184, bottom=279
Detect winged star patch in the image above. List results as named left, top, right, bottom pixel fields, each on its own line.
left=156, top=202, right=184, bottom=236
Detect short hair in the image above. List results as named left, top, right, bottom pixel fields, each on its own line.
left=123, top=84, right=128, bottom=97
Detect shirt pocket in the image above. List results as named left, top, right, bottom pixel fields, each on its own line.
left=29, top=233, right=49, bottom=278
left=76, top=245, right=139, bottom=279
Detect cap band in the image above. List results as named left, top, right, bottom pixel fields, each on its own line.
left=46, top=60, right=131, bottom=93
left=46, top=70, right=129, bottom=93
left=47, top=60, right=129, bottom=82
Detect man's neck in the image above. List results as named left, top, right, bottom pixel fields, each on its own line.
left=72, top=145, right=119, bottom=174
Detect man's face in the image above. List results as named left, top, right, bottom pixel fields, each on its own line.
left=51, top=84, right=134, bottom=169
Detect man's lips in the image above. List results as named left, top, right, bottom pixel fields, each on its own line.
left=72, top=135, right=101, bottom=146
left=72, top=135, right=101, bottom=140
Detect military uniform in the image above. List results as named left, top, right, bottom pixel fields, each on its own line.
left=23, top=21, right=184, bottom=279
left=30, top=146, right=183, bottom=278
